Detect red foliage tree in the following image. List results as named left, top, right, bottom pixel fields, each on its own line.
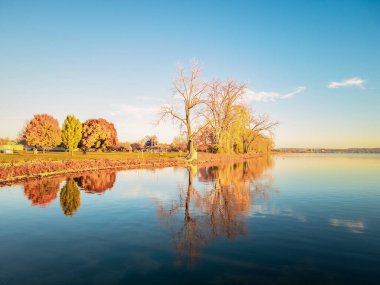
left=81, top=119, right=118, bottom=151
left=24, top=114, right=61, bottom=152
left=194, top=126, right=215, bottom=151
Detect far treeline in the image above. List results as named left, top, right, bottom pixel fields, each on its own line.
left=2, top=61, right=278, bottom=158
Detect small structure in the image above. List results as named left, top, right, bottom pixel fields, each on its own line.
left=0, top=144, right=23, bottom=154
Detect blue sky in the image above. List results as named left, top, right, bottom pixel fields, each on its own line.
left=0, top=0, right=379, bottom=148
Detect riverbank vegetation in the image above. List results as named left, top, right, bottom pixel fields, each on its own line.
left=0, top=152, right=259, bottom=184
left=0, top=60, right=279, bottom=182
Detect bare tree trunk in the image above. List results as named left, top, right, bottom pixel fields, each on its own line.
left=158, top=60, right=205, bottom=162
left=186, top=139, right=198, bottom=161
left=242, top=139, right=249, bottom=153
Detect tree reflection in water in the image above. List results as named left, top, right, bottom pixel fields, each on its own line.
left=23, top=177, right=62, bottom=207
left=60, top=178, right=81, bottom=216
left=157, top=157, right=275, bottom=267
left=75, top=171, right=116, bottom=194
left=22, top=170, right=117, bottom=214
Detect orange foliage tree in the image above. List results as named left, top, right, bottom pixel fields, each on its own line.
left=24, top=114, right=61, bottom=152
left=81, top=119, right=117, bottom=151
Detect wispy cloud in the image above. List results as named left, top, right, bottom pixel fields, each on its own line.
left=109, top=104, right=159, bottom=119
left=105, top=104, right=167, bottom=142
left=329, top=218, right=365, bottom=234
left=245, top=86, right=306, bottom=102
left=327, top=77, right=365, bottom=89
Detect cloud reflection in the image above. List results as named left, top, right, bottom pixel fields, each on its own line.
left=329, top=218, right=365, bottom=233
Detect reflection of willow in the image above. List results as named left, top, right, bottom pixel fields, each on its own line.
left=23, top=178, right=62, bottom=207
left=202, top=158, right=273, bottom=240
left=75, top=171, right=116, bottom=194
left=158, top=157, right=274, bottom=267
left=60, top=179, right=81, bottom=216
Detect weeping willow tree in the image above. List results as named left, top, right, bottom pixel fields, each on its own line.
left=217, top=105, right=278, bottom=154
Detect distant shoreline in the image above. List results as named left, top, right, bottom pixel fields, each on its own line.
left=273, top=148, right=380, bottom=154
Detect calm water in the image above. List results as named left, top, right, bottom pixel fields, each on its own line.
left=0, top=154, right=379, bottom=285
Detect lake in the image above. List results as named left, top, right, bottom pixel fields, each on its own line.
left=0, top=154, right=379, bottom=285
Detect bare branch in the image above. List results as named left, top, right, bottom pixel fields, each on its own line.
left=157, top=59, right=207, bottom=158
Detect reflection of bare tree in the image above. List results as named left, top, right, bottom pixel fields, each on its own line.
left=60, top=179, right=81, bottom=216
left=173, top=165, right=208, bottom=266
left=23, top=178, right=62, bottom=207
left=158, top=165, right=207, bottom=267
left=157, top=157, right=275, bottom=267
left=75, top=171, right=116, bottom=194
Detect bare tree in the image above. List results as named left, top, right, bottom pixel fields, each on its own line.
left=159, top=60, right=207, bottom=160
left=205, top=80, right=246, bottom=151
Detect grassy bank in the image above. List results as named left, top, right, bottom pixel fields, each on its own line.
left=0, top=152, right=259, bottom=185
left=0, top=151, right=183, bottom=163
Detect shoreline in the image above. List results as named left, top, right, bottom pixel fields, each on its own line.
left=0, top=153, right=260, bottom=186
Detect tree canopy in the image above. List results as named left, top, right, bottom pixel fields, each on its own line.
left=24, top=114, right=61, bottom=152
left=61, top=115, right=82, bottom=155
left=81, top=119, right=118, bottom=151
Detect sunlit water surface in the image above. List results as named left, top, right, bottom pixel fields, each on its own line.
left=1, top=154, right=379, bottom=285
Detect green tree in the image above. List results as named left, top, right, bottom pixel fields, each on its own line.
left=24, top=114, right=61, bottom=153
left=60, top=179, right=81, bottom=216
left=61, top=115, right=82, bottom=155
